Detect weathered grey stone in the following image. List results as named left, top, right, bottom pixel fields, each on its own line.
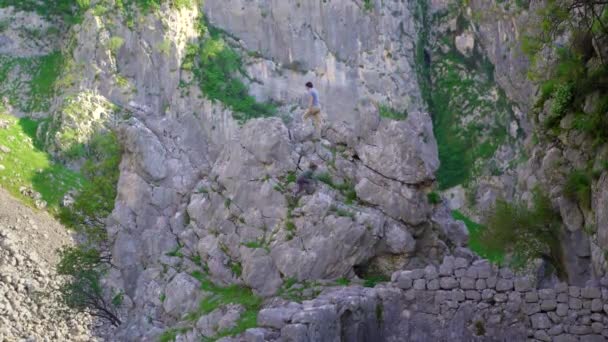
left=413, top=279, right=426, bottom=290
left=494, top=293, right=507, bottom=303
left=534, top=330, right=551, bottom=342
left=473, top=261, right=492, bottom=279
left=549, top=324, right=564, bottom=335
left=454, top=257, right=468, bottom=269
left=514, top=277, right=532, bottom=292
left=241, top=248, right=282, bottom=297
left=557, top=293, right=569, bottom=303
left=541, top=299, right=557, bottom=312
left=569, top=286, right=581, bottom=298
left=569, top=297, right=583, bottom=310
left=440, top=277, right=458, bottom=290
left=548, top=311, right=561, bottom=324
left=464, top=267, right=477, bottom=279
left=525, top=291, right=539, bottom=303
left=424, top=265, right=438, bottom=280
left=451, top=289, right=465, bottom=302
left=465, top=290, right=481, bottom=301
left=244, top=328, right=267, bottom=342
left=397, top=277, right=413, bottom=290
left=280, top=323, right=309, bottom=342
left=439, top=256, right=454, bottom=276
left=591, top=298, right=603, bottom=312
left=162, top=273, right=202, bottom=318
left=590, top=313, right=603, bottom=321
left=257, top=307, right=299, bottom=329
left=495, top=279, right=513, bottom=292
left=582, top=287, right=602, bottom=299
left=557, top=303, right=569, bottom=316
left=499, top=268, right=514, bottom=279
left=475, top=279, right=486, bottom=290
left=455, top=31, right=475, bottom=56
left=486, top=276, right=497, bottom=289
left=539, top=289, right=556, bottom=300
left=554, top=334, right=578, bottom=342
left=556, top=282, right=568, bottom=293
left=482, top=289, right=496, bottom=301
left=524, top=303, right=541, bottom=315
left=570, top=325, right=592, bottom=335
left=592, top=322, right=604, bottom=334
left=530, top=313, right=551, bottom=329
left=427, top=279, right=440, bottom=291
left=580, top=335, right=606, bottom=342
left=460, top=277, right=475, bottom=290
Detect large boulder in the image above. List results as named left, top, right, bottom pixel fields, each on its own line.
left=163, top=273, right=204, bottom=319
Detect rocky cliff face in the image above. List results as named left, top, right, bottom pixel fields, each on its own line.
left=2, top=0, right=608, bottom=341
left=460, top=0, right=608, bottom=286
left=49, top=0, right=466, bottom=339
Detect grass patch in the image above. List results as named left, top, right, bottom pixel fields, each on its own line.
left=186, top=271, right=262, bottom=340
left=315, top=172, right=358, bottom=204
left=452, top=210, right=504, bottom=264
left=0, top=114, right=83, bottom=211
left=183, top=18, right=276, bottom=123
left=0, top=53, right=65, bottom=113
left=335, top=277, right=350, bottom=286
left=363, top=274, right=389, bottom=288
left=564, top=169, right=592, bottom=209
left=329, top=205, right=355, bottom=219
left=378, top=105, right=407, bottom=120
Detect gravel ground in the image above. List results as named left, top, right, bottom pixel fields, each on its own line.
left=0, top=188, right=110, bottom=341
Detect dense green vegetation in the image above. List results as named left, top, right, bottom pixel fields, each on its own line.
left=59, top=132, right=121, bottom=240
left=55, top=131, right=122, bottom=324
left=431, top=50, right=511, bottom=190
left=452, top=211, right=503, bottom=264
left=0, top=53, right=65, bottom=113
left=415, top=3, right=514, bottom=191
left=0, top=111, right=122, bottom=325
left=524, top=1, right=608, bottom=145
left=0, top=0, right=89, bottom=23
left=0, top=113, right=83, bottom=210
left=481, top=190, right=565, bottom=278
left=182, top=17, right=276, bottom=123
left=564, top=169, right=592, bottom=209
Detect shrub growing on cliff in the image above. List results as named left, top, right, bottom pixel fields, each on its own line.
left=564, top=169, right=592, bottom=209
left=59, top=132, right=121, bottom=240
left=482, top=190, right=566, bottom=278
left=57, top=132, right=122, bottom=325
left=57, top=246, right=121, bottom=326
left=183, top=18, right=276, bottom=123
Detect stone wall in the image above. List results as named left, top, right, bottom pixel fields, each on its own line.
left=240, top=255, right=608, bottom=342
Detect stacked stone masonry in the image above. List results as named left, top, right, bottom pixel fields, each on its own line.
left=244, top=256, right=608, bottom=342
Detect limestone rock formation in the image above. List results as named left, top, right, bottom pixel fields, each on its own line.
left=1, top=0, right=607, bottom=341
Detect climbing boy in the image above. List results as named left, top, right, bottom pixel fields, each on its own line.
left=294, top=162, right=318, bottom=196
left=303, top=82, right=322, bottom=133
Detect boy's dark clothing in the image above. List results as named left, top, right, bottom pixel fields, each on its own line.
left=295, top=169, right=316, bottom=195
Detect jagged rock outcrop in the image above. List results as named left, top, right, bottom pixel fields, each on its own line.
left=5, top=0, right=607, bottom=340
left=460, top=0, right=608, bottom=285
left=47, top=0, right=465, bottom=339
left=204, top=0, right=427, bottom=128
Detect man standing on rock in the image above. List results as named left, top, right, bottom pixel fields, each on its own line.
left=303, top=82, right=322, bottom=134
